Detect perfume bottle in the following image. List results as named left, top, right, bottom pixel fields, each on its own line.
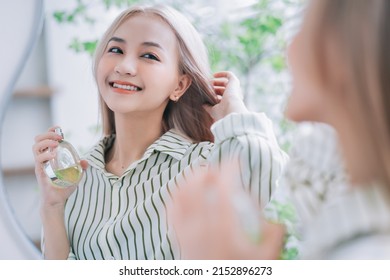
left=44, top=128, right=83, bottom=188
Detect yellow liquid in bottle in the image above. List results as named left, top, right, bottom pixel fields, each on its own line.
left=53, top=164, right=82, bottom=187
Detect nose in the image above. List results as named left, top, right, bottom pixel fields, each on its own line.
left=114, top=56, right=137, bottom=76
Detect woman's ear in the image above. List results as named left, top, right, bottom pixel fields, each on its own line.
left=170, top=74, right=192, bottom=102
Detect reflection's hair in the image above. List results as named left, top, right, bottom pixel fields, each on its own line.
left=93, top=5, right=217, bottom=142
left=303, top=0, right=390, bottom=187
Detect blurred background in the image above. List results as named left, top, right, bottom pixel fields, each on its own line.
left=1, top=0, right=303, bottom=254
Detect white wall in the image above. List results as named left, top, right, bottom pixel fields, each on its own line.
left=44, top=1, right=114, bottom=152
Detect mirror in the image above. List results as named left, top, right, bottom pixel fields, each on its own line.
left=0, top=0, right=300, bottom=260
left=0, top=0, right=44, bottom=259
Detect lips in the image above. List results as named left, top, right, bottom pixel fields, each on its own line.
left=109, top=80, right=142, bottom=93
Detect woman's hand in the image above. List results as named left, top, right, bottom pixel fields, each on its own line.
left=32, top=126, right=88, bottom=210
left=170, top=163, right=285, bottom=260
left=204, top=71, right=248, bottom=122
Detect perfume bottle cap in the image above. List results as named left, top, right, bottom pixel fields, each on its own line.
left=55, top=127, right=64, bottom=138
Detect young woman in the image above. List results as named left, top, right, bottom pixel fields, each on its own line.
left=172, top=0, right=390, bottom=259
left=32, top=5, right=287, bottom=260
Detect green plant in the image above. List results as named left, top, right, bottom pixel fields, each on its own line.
left=266, top=200, right=300, bottom=260
left=52, top=0, right=142, bottom=55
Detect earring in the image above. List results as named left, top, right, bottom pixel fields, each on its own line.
left=172, top=96, right=179, bottom=102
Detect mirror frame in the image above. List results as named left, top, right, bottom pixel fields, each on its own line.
left=0, top=0, right=44, bottom=259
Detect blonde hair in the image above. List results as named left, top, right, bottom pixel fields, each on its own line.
left=93, top=5, right=217, bottom=142
left=303, top=0, right=390, bottom=187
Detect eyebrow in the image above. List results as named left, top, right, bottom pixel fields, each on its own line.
left=108, top=36, right=126, bottom=44
left=141, top=41, right=164, bottom=50
left=107, top=37, right=164, bottom=50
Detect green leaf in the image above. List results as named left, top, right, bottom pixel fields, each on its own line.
left=53, top=11, right=66, bottom=23
left=68, top=38, right=82, bottom=53
left=66, top=14, right=75, bottom=23
left=268, top=55, right=286, bottom=72
left=281, top=247, right=299, bottom=260
left=74, top=3, right=87, bottom=14
left=68, top=38, right=98, bottom=56
left=82, top=40, right=98, bottom=56
left=83, top=15, right=96, bottom=25
left=103, top=0, right=140, bottom=9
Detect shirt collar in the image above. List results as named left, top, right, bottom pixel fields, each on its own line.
left=85, top=128, right=194, bottom=171
left=143, top=128, right=193, bottom=161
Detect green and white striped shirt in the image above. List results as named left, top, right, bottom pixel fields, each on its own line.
left=63, top=113, right=288, bottom=260
left=266, top=123, right=390, bottom=259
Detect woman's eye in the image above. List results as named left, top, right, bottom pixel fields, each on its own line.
left=108, top=47, right=123, bottom=54
left=142, top=53, right=159, bottom=61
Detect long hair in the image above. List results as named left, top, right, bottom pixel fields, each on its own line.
left=303, top=0, right=390, bottom=187
left=92, top=5, right=217, bottom=142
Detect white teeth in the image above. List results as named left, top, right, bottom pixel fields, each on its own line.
left=112, top=82, right=139, bottom=91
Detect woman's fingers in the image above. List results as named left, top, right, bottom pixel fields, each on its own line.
left=34, top=131, right=62, bottom=143
left=32, top=141, right=58, bottom=166
left=80, top=160, right=89, bottom=170
left=33, top=126, right=63, bottom=162
left=34, top=126, right=62, bottom=143
left=212, top=78, right=228, bottom=87
left=206, top=70, right=247, bottom=121
left=213, top=71, right=236, bottom=80
left=33, top=128, right=62, bottom=177
left=213, top=86, right=225, bottom=96
left=35, top=150, right=56, bottom=165
left=212, top=71, right=242, bottom=97
left=33, top=138, right=58, bottom=153
left=212, top=77, right=228, bottom=97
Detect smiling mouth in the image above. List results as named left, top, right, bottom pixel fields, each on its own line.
left=109, top=82, right=142, bottom=92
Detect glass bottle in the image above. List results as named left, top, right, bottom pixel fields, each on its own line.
left=43, top=128, right=83, bottom=188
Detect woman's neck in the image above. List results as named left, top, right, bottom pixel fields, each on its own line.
left=105, top=113, right=164, bottom=176
left=333, top=116, right=380, bottom=186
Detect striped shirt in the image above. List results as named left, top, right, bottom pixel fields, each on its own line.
left=62, top=113, right=288, bottom=260
left=302, top=183, right=390, bottom=259
left=266, top=123, right=390, bottom=259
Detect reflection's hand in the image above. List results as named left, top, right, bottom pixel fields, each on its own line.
left=170, top=163, right=285, bottom=259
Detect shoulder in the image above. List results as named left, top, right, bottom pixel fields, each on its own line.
left=154, top=129, right=214, bottom=162
left=172, top=127, right=214, bottom=159
left=185, top=140, right=214, bottom=157
left=326, top=234, right=390, bottom=259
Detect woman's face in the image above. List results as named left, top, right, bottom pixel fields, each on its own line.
left=285, top=29, right=330, bottom=123
left=283, top=0, right=354, bottom=130
left=97, top=14, right=188, bottom=118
